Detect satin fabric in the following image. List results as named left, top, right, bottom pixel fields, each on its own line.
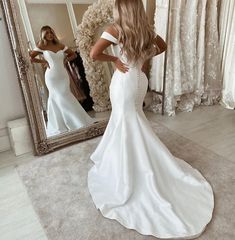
left=88, top=32, right=214, bottom=239
left=34, top=46, right=94, bottom=136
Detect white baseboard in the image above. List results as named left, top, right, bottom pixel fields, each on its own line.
left=0, top=128, right=11, bottom=152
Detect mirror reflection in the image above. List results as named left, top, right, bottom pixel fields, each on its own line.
left=18, top=0, right=112, bottom=137
left=30, top=25, right=95, bottom=137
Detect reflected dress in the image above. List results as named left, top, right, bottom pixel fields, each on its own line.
left=34, top=46, right=94, bottom=136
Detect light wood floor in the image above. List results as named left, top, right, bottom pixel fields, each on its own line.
left=0, top=105, right=234, bottom=240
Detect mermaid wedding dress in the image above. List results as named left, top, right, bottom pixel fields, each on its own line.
left=34, top=46, right=94, bottom=136
left=88, top=32, right=214, bottom=239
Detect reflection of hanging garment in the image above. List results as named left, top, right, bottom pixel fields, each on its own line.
left=65, top=62, right=87, bottom=102
left=70, top=51, right=94, bottom=111
left=219, top=0, right=235, bottom=109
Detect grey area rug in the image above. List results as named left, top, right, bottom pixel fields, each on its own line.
left=16, top=122, right=235, bottom=240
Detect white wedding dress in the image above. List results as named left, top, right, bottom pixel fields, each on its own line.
left=88, top=32, right=214, bottom=239
left=34, top=46, right=94, bottom=136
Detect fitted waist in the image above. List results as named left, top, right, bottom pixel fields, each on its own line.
left=123, top=62, right=143, bottom=69
left=46, top=65, right=67, bottom=72
left=115, top=67, right=145, bottom=76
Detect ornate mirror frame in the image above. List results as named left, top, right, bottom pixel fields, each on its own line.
left=0, top=0, right=108, bottom=155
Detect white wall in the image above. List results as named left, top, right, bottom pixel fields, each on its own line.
left=26, top=3, right=75, bottom=46
left=0, top=8, right=25, bottom=152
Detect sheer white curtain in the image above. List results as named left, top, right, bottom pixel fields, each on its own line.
left=149, top=0, right=169, bottom=92
left=149, top=0, right=221, bottom=116
left=219, top=0, right=235, bottom=109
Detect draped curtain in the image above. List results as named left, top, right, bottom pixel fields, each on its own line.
left=219, top=0, right=235, bottom=109
left=149, top=0, right=221, bottom=116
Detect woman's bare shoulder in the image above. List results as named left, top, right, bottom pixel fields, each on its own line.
left=105, top=25, right=119, bottom=39
left=58, top=43, right=65, bottom=50
left=36, top=42, right=44, bottom=49
left=37, top=42, right=64, bottom=50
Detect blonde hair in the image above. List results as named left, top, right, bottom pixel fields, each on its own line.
left=113, top=0, right=156, bottom=64
left=39, top=25, right=59, bottom=46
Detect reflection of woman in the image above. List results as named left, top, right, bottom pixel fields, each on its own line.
left=30, top=25, right=94, bottom=136
left=88, top=0, right=214, bottom=239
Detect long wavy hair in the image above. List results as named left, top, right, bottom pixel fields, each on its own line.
left=39, top=25, right=59, bottom=46
left=113, top=0, right=156, bottom=64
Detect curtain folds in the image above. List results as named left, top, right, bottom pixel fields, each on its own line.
left=149, top=0, right=221, bottom=116
left=219, top=0, right=235, bottom=109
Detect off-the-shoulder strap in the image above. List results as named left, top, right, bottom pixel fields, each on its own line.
left=63, top=46, right=68, bottom=52
left=33, top=47, right=43, bottom=53
left=101, top=32, right=118, bottom=44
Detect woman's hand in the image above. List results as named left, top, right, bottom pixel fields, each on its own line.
left=114, top=58, right=129, bottom=73
left=42, top=60, right=50, bottom=69
left=28, top=50, right=33, bottom=58
left=64, top=48, right=77, bottom=63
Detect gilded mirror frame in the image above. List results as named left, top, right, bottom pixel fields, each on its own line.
left=0, top=0, right=108, bottom=155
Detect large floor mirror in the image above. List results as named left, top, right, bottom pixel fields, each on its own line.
left=1, top=0, right=115, bottom=155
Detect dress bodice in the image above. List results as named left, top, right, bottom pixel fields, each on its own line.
left=33, top=46, right=68, bottom=69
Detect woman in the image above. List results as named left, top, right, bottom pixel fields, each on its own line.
left=88, top=0, right=214, bottom=239
left=30, top=26, right=94, bottom=136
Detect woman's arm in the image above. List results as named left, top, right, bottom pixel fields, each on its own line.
left=141, top=60, right=150, bottom=75
left=154, top=35, right=167, bottom=56
left=90, top=39, right=118, bottom=62
left=141, top=35, right=167, bottom=74
left=29, top=50, right=46, bottom=64
left=90, top=26, right=129, bottom=73
left=29, top=50, right=50, bottom=69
